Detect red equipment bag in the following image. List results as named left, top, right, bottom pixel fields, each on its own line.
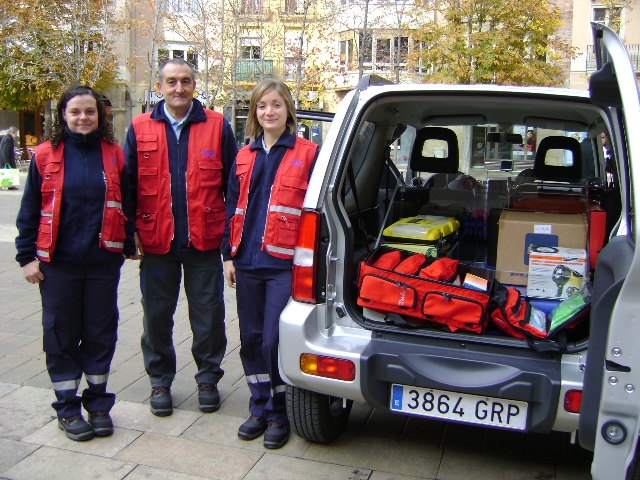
left=490, top=283, right=548, bottom=338
left=357, top=247, right=494, bottom=333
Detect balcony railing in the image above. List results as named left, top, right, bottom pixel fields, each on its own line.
left=235, top=58, right=300, bottom=82
left=236, top=59, right=275, bottom=81
left=586, top=44, right=640, bottom=71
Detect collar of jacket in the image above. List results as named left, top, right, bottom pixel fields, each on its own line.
left=64, top=129, right=102, bottom=147
left=249, top=130, right=296, bottom=151
left=150, top=99, right=207, bottom=124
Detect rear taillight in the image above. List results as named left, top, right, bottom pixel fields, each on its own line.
left=564, top=389, right=582, bottom=413
left=292, top=210, right=320, bottom=303
left=300, top=353, right=356, bottom=381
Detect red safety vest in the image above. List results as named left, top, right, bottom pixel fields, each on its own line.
left=131, top=110, right=226, bottom=254
left=34, top=141, right=127, bottom=262
left=229, top=138, right=317, bottom=260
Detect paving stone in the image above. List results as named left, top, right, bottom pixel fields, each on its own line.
left=0, top=333, right=39, bottom=356
left=0, top=406, right=58, bottom=441
left=0, top=355, right=47, bottom=384
left=438, top=449, right=555, bottom=480
left=359, top=408, right=408, bottom=440
left=108, top=354, right=146, bottom=395
left=555, top=463, right=593, bottom=480
left=401, top=416, right=446, bottom=447
left=124, top=464, right=211, bottom=480
left=110, top=400, right=199, bottom=436
left=21, top=369, right=52, bottom=389
left=217, top=382, right=253, bottom=419
left=369, top=472, right=429, bottom=480
left=0, top=381, right=20, bottom=398
left=6, top=336, right=42, bottom=357
left=304, top=432, right=441, bottom=478
left=0, top=354, right=30, bottom=377
left=2, top=445, right=135, bottom=480
left=0, top=437, right=39, bottom=474
left=117, top=375, right=157, bottom=403
left=245, top=453, right=372, bottom=480
left=0, top=385, right=52, bottom=414
left=115, top=432, right=261, bottom=479
left=111, top=345, right=143, bottom=371
left=113, top=326, right=145, bottom=350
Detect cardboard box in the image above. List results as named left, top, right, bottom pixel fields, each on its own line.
left=495, top=210, right=588, bottom=286
left=527, top=245, right=587, bottom=299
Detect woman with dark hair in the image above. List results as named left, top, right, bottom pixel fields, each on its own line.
left=222, top=79, right=319, bottom=449
left=15, top=85, right=136, bottom=442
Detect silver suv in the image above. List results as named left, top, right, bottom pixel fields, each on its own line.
left=280, top=24, right=640, bottom=480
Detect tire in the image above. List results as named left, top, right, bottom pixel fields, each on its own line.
left=286, top=385, right=353, bottom=443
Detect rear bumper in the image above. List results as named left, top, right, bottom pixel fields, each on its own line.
left=279, top=300, right=582, bottom=433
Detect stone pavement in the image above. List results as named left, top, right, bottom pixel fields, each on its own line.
left=0, top=175, right=593, bottom=480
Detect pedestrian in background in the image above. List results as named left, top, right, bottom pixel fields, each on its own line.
left=125, top=58, right=238, bottom=417
left=15, top=85, right=136, bottom=442
left=1, top=126, right=19, bottom=169
left=222, top=79, right=318, bottom=449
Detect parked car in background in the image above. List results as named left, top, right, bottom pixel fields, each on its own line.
left=281, top=23, right=640, bottom=480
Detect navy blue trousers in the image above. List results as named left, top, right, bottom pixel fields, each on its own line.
left=235, top=268, right=291, bottom=425
left=39, top=261, right=121, bottom=418
left=140, top=250, right=226, bottom=387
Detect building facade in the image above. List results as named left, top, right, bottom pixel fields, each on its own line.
left=103, top=0, right=640, bottom=143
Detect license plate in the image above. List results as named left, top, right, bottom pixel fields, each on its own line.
left=390, top=384, right=528, bottom=430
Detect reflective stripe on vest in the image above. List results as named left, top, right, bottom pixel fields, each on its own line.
left=269, top=205, right=302, bottom=216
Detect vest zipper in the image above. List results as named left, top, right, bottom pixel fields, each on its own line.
left=261, top=148, right=273, bottom=252
left=99, top=170, right=107, bottom=247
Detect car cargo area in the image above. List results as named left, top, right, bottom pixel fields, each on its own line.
left=338, top=89, right=619, bottom=353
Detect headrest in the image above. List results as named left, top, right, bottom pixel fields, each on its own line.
left=410, top=127, right=459, bottom=174
left=534, top=136, right=583, bottom=181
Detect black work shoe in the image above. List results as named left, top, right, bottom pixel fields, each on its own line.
left=88, top=411, right=114, bottom=437
left=238, top=415, right=267, bottom=441
left=150, top=387, right=173, bottom=416
left=57, top=415, right=95, bottom=442
left=263, top=421, right=290, bottom=449
left=197, top=383, right=220, bottom=413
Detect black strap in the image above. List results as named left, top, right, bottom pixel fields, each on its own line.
left=347, top=161, right=370, bottom=254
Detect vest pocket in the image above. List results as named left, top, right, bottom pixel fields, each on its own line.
left=279, top=175, right=308, bottom=207
left=36, top=218, right=53, bottom=251
left=112, top=210, right=127, bottom=243
left=137, top=135, right=158, bottom=152
left=138, top=167, right=158, bottom=197
left=204, top=205, right=225, bottom=238
left=274, top=214, right=299, bottom=248
left=135, top=212, right=159, bottom=247
left=42, top=310, right=62, bottom=355
left=198, top=161, right=223, bottom=188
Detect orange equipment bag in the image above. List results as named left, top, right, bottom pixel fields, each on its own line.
left=357, top=247, right=494, bottom=333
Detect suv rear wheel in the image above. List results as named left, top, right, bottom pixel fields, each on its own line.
left=286, top=385, right=353, bottom=443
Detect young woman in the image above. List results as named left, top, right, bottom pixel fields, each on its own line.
left=15, top=85, right=136, bottom=441
left=222, top=79, right=318, bottom=449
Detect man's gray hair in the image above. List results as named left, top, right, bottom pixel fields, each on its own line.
left=157, top=58, right=196, bottom=82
